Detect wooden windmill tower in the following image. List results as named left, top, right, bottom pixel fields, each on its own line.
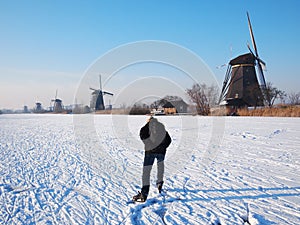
left=90, top=75, right=113, bottom=111
left=51, top=90, right=63, bottom=113
left=219, top=12, right=269, bottom=112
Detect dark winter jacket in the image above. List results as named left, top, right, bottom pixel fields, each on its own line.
left=140, top=118, right=171, bottom=155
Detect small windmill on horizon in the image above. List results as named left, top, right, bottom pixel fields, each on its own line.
left=51, top=90, right=63, bottom=113
left=90, top=75, right=113, bottom=111
left=219, top=12, right=269, bottom=112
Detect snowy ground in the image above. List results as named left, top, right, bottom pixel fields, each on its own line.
left=0, top=114, right=299, bottom=225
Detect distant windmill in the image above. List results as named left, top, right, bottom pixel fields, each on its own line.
left=34, top=102, right=43, bottom=113
left=90, top=75, right=113, bottom=111
left=219, top=12, right=269, bottom=109
left=51, top=90, right=63, bottom=113
left=23, top=105, right=29, bottom=113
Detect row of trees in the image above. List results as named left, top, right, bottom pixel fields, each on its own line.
left=186, top=82, right=299, bottom=115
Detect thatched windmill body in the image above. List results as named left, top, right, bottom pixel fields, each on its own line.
left=219, top=12, right=269, bottom=110
left=90, top=75, right=113, bottom=111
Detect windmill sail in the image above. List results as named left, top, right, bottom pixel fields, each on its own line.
left=247, top=12, right=258, bottom=57
left=247, top=12, right=270, bottom=104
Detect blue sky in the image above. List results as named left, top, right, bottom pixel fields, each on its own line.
left=0, top=0, right=299, bottom=109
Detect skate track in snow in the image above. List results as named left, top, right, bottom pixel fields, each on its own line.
left=0, top=114, right=299, bottom=224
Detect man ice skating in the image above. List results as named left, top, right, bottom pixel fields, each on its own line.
left=133, top=116, right=171, bottom=202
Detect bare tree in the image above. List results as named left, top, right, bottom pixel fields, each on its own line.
left=207, top=84, right=220, bottom=107
left=288, top=92, right=300, bottom=105
left=263, top=82, right=286, bottom=107
left=186, top=83, right=211, bottom=115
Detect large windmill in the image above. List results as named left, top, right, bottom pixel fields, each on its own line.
left=90, top=75, right=113, bottom=111
left=219, top=12, right=269, bottom=110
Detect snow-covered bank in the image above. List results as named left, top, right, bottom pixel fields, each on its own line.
left=0, top=114, right=299, bottom=224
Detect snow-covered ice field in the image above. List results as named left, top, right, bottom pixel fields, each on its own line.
left=0, top=114, right=299, bottom=224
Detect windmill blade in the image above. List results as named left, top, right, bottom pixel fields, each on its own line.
left=55, top=89, right=58, bottom=99
left=247, top=12, right=259, bottom=57
left=257, top=61, right=271, bottom=105
left=247, top=42, right=266, bottom=69
left=89, top=87, right=97, bottom=91
left=257, top=61, right=267, bottom=88
left=247, top=42, right=255, bottom=56
left=99, top=74, right=102, bottom=90
left=216, top=63, right=227, bottom=69
left=103, top=91, right=114, bottom=96
left=258, top=58, right=266, bottom=67
left=247, top=12, right=270, bottom=105
left=218, top=65, right=232, bottom=104
left=259, top=61, right=267, bottom=71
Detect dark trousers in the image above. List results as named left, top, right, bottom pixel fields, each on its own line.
left=141, top=153, right=165, bottom=195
